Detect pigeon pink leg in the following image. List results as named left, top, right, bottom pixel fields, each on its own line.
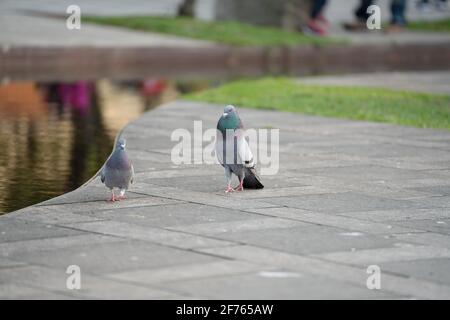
left=109, top=190, right=116, bottom=202
left=235, top=180, right=244, bottom=192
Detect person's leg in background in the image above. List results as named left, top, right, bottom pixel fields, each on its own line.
left=311, top=0, right=328, bottom=19
left=387, top=0, right=407, bottom=32
left=355, top=0, right=376, bottom=21
left=344, top=0, right=375, bottom=31
left=304, top=0, right=329, bottom=36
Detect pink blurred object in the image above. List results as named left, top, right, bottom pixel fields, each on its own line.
left=142, top=79, right=167, bottom=96
left=317, top=14, right=330, bottom=28
left=58, top=81, right=92, bottom=114
left=305, top=19, right=328, bottom=36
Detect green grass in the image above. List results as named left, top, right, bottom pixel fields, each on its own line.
left=407, top=18, right=450, bottom=32
left=84, top=16, right=335, bottom=47
left=184, top=78, right=450, bottom=130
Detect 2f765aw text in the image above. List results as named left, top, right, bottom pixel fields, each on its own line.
left=176, top=304, right=274, bottom=317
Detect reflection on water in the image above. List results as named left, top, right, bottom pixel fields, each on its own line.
left=0, top=79, right=212, bottom=214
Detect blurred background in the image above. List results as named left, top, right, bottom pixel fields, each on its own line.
left=1, top=0, right=449, bottom=214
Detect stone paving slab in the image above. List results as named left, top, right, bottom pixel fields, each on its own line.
left=314, top=244, right=450, bottom=265
left=381, top=258, right=450, bottom=286
left=257, top=192, right=424, bottom=214
left=197, top=244, right=450, bottom=300
left=0, top=0, right=213, bottom=48
left=160, top=270, right=402, bottom=300
left=0, top=234, right=122, bottom=258
left=0, top=264, right=175, bottom=299
left=63, top=220, right=235, bottom=250
left=107, top=260, right=266, bottom=286
left=338, top=208, right=450, bottom=222
left=0, top=99, right=450, bottom=299
left=394, top=233, right=450, bottom=249
left=247, top=207, right=421, bottom=235
left=0, top=217, right=85, bottom=243
left=76, top=202, right=262, bottom=228
left=8, top=239, right=218, bottom=274
left=2, top=0, right=450, bottom=48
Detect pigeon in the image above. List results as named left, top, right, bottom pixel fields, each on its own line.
left=215, top=105, right=264, bottom=193
left=100, top=138, right=134, bottom=201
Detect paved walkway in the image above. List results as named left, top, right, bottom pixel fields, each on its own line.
left=0, top=0, right=212, bottom=48
left=1, top=0, right=450, bottom=47
left=1, top=94, right=450, bottom=298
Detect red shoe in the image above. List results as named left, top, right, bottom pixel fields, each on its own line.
left=317, top=15, right=330, bottom=28
left=304, top=19, right=327, bottom=36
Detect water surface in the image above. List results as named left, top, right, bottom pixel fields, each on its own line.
left=0, top=79, right=212, bottom=214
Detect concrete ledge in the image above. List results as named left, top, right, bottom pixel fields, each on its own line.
left=2, top=43, right=450, bottom=81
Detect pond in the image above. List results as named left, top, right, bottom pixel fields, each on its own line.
left=0, top=78, right=215, bottom=214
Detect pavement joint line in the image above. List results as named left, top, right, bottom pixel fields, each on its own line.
left=239, top=208, right=428, bottom=235
left=103, top=260, right=274, bottom=293
left=54, top=221, right=244, bottom=257
left=145, top=283, right=206, bottom=299
left=0, top=232, right=93, bottom=246
left=34, top=190, right=147, bottom=207
left=247, top=206, right=437, bottom=233
left=307, top=249, right=449, bottom=278
left=129, top=189, right=280, bottom=213
left=73, top=201, right=188, bottom=215
left=85, top=271, right=193, bottom=296
left=149, top=268, right=278, bottom=288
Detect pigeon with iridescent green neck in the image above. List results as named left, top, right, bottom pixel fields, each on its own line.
left=215, top=105, right=264, bottom=193
left=101, top=138, right=134, bottom=201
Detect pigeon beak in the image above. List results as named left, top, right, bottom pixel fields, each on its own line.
left=223, top=113, right=228, bottom=117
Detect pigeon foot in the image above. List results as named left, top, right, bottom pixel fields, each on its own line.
left=235, top=181, right=244, bottom=192
left=225, top=187, right=234, bottom=193
left=109, top=191, right=116, bottom=202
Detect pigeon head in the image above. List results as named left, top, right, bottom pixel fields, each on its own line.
left=217, top=105, right=241, bottom=132
left=117, top=138, right=127, bottom=150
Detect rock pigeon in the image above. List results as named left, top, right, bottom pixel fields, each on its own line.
left=215, top=105, right=264, bottom=193
left=100, top=138, right=134, bottom=201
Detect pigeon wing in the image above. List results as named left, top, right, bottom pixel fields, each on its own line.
left=237, top=136, right=264, bottom=189
left=215, top=130, right=225, bottom=166
left=100, top=166, right=105, bottom=183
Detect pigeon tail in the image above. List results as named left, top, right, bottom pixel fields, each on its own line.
left=243, top=167, right=264, bottom=189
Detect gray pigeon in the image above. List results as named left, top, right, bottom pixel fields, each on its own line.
left=101, top=138, right=134, bottom=201
left=215, top=105, right=264, bottom=193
